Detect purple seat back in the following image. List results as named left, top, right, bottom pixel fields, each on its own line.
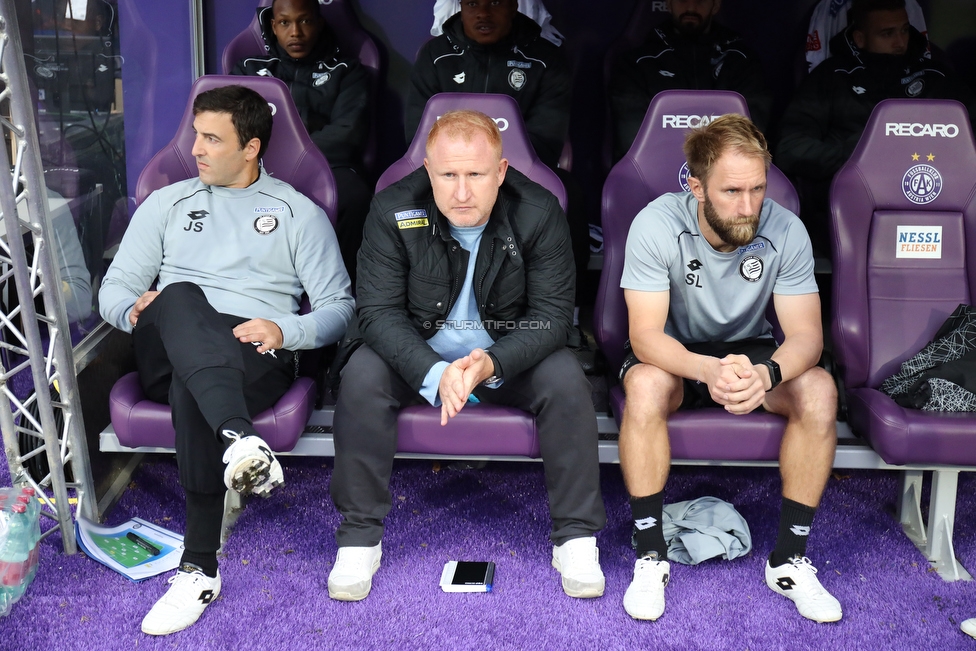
left=221, top=0, right=383, bottom=173
left=594, top=90, right=798, bottom=372
left=376, top=92, right=568, bottom=212
left=831, top=99, right=976, bottom=391
left=135, top=75, right=338, bottom=224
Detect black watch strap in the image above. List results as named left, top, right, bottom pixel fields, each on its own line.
left=760, top=359, right=782, bottom=391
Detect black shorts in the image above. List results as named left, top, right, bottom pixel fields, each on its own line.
left=619, top=337, right=777, bottom=411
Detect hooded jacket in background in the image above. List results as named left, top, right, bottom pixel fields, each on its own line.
left=777, top=26, right=976, bottom=182
left=609, top=19, right=772, bottom=162
left=232, top=6, right=370, bottom=169
left=406, top=12, right=571, bottom=169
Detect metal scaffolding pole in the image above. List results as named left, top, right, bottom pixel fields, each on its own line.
left=0, top=0, right=96, bottom=554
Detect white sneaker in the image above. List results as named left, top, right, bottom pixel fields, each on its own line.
left=551, top=536, right=605, bottom=598
left=328, top=543, right=382, bottom=601
left=765, top=556, right=842, bottom=623
left=623, top=553, right=669, bottom=620
left=962, top=618, right=976, bottom=639
left=141, top=564, right=221, bottom=636
left=221, top=430, right=283, bottom=497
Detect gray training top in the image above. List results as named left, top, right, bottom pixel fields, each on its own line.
left=620, top=192, right=818, bottom=344
left=99, top=170, right=354, bottom=350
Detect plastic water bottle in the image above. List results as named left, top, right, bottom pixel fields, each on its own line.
left=0, top=508, right=9, bottom=617
left=16, top=492, right=39, bottom=584
left=0, top=503, right=30, bottom=603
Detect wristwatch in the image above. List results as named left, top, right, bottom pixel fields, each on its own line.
left=481, top=375, right=502, bottom=387
left=759, top=359, right=782, bottom=391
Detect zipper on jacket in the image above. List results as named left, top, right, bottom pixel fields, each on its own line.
left=476, top=238, right=497, bottom=315
left=447, top=241, right=463, bottom=313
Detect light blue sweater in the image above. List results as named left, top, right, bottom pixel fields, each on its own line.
left=99, top=171, right=354, bottom=350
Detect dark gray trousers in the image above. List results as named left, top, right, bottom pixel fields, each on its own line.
left=330, top=344, right=607, bottom=547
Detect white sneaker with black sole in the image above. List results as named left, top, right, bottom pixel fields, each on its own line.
left=141, top=564, right=221, bottom=636
left=552, top=536, right=605, bottom=598
left=328, top=543, right=382, bottom=601
left=221, top=430, right=283, bottom=497
left=765, top=556, right=842, bottom=623
left=623, top=553, right=669, bottom=620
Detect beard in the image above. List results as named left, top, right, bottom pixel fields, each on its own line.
left=702, top=194, right=759, bottom=247
left=673, top=12, right=711, bottom=36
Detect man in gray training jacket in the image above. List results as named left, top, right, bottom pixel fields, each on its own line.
left=99, top=84, right=353, bottom=636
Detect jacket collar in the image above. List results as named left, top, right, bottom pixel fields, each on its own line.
left=827, top=24, right=929, bottom=68
left=432, top=192, right=513, bottom=245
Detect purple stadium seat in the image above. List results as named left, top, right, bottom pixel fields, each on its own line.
left=831, top=98, right=976, bottom=466
left=594, top=90, right=800, bottom=461
left=110, top=74, right=339, bottom=452
left=221, top=0, right=383, bottom=175
left=377, top=92, right=568, bottom=213
left=374, top=91, right=570, bottom=457
left=134, top=75, right=337, bottom=222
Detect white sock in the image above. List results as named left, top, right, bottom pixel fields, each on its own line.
left=573, top=306, right=580, bottom=327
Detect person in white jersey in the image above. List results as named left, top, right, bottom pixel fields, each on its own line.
left=100, top=84, right=354, bottom=636
left=616, top=114, right=841, bottom=624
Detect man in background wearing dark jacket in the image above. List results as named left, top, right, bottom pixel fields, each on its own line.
left=233, top=0, right=371, bottom=283
left=776, top=0, right=976, bottom=252
left=327, top=110, right=606, bottom=604
left=609, top=0, right=772, bottom=162
left=406, top=0, right=594, bottom=361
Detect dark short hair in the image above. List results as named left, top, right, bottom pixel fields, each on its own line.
left=192, top=85, right=273, bottom=159
left=848, top=0, right=906, bottom=32
left=271, top=0, right=322, bottom=18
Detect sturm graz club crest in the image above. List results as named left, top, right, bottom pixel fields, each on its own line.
left=253, top=214, right=279, bottom=235
left=739, top=255, right=763, bottom=282
left=902, top=164, right=942, bottom=205
left=508, top=69, right=526, bottom=91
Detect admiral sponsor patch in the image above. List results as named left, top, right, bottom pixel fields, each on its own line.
left=902, top=164, right=943, bottom=204
left=896, top=225, right=942, bottom=259
left=738, top=241, right=766, bottom=255
left=396, top=209, right=429, bottom=230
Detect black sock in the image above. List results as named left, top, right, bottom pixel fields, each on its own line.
left=219, top=418, right=255, bottom=441
left=631, top=491, right=668, bottom=560
left=770, top=498, right=817, bottom=567
left=181, top=490, right=224, bottom=577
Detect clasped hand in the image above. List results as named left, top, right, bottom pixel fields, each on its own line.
left=702, top=354, right=767, bottom=415
left=438, top=348, right=495, bottom=426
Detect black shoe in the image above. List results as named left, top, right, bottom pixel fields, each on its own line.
left=569, top=325, right=602, bottom=375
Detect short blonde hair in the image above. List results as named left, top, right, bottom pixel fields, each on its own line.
left=683, top=114, right=771, bottom=185
left=426, top=109, right=503, bottom=160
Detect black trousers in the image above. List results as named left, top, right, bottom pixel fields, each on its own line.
left=332, top=166, right=372, bottom=289
left=132, top=282, right=294, bottom=494
left=330, top=345, right=607, bottom=547
left=553, top=167, right=591, bottom=305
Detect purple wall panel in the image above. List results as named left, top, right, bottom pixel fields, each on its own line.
left=118, top=0, right=194, bottom=202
